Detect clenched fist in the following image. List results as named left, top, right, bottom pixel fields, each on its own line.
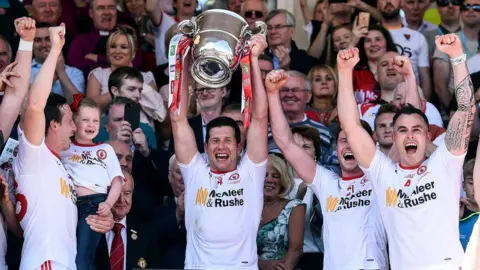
left=265, top=69, right=288, bottom=94
left=391, top=56, right=414, bottom=77
left=337, top=48, right=360, bottom=71
left=435, top=34, right=463, bottom=59
left=49, top=23, right=66, bottom=54
left=250, top=34, right=267, bottom=58
left=14, top=17, right=36, bottom=42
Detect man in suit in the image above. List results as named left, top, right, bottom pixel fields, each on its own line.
left=95, top=169, right=179, bottom=269
left=168, top=81, right=225, bottom=155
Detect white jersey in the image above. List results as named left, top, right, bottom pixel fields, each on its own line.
left=308, top=165, right=388, bottom=270
left=13, top=128, right=77, bottom=270
left=60, top=142, right=124, bottom=194
left=389, top=27, right=430, bottom=84
left=361, top=142, right=465, bottom=270
left=358, top=102, right=443, bottom=130
left=179, top=153, right=266, bottom=269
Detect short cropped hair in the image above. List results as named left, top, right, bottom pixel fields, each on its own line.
left=205, top=116, right=241, bottom=145
left=392, top=103, right=429, bottom=127
left=222, top=103, right=242, bottom=114
left=266, top=9, right=295, bottom=27
left=108, top=66, right=144, bottom=98
left=258, top=54, right=273, bottom=63
left=335, top=120, right=373, bottom=141
left=374, top=103, right=398, bottom=130
left=105, top=96, right=136, bottom=116
left=291, top=125, right=321, bottom=161
left=44, top=93, right=68, bottom=136
left=287, top=70, right=312, bottom=92
left=464, top=158, right=475, bottom=180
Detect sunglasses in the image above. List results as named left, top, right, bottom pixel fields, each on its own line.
left=244, top=10, right=263, bottom=18
left=437, top=0, right=462, bottom=6
left=461, top=3, right=480, bottom=11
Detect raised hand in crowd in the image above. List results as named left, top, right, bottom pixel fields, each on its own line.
left=0, top=62, right=19, bottom=92
left=115, top=121, right=133, bottom=145
left=351, top=16, right=368, bottom=47
left=133, top=127, right=150, bottom=157
left=273, top=46, right=291, bottom=70
left=391, top=55, right=422, bottom=109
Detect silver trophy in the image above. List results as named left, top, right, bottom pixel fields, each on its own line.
left=178, top=9, right=267, bottom=88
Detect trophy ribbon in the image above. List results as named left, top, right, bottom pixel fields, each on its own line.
left=168, top=33, right=192, bottom=113
left=240, top=48, right=253, bottom=130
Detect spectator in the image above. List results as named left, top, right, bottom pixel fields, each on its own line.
left=378, top=0, right=432, bottom=100
left=300, top=0, right=327, bottom=40
left=258, top=54, right=274, bottom=83
left=240, top=0, right=268, bottom=30
left=0, top=36, right=12, bottom=74
left=266, top=70, right=339, bottom=171
left=264, top=9, right=318, bottom=75
left=257, top=154, right=305, bottom=270
left=401, top=0, right=436, bottom=32
left=147, top=0, right=175, bottom=66
left=373, top=103, right=397, bottom=154
left=460, top=159, right=480, bottom=250
left=172, top=0, right=197, bottom=23
left=68, top=0, right=142, bottom=78
left=423, top=0, right=462, bottom=56
left=228, top=0, right=242, bottom=14
left=30, top=0, right=61, bottom=27
left=102, top=96, right=158, bottom=149
left=305, top=64, right=338, bottom=128
left=0, top=0, right=28, bottom=56
left=467, top=31, right=480, bottom=74
left=327, top=23, right=367, bottom=66
left=30, top=22, right=84, bottom=103
left=433, top=0, right=480, bottom=109
left=355, top=24, right=397, bottom=104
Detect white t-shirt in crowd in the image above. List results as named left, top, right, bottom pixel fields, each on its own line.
left=358, top=102, right=444, bottom=130
left=307, top=166, right=388, bottom=270
left=360, top=142, right=466, bottom=270
left=467, top=54, right=480, bottom=75
left=154, top=13, right=176, bottom=66
left=178, top=152, right=266, bottom=269
left=13, top=128, right=77, bottom=270
left=389, top=27, right=430, bottom=83
left=60, top=142, right=124, bottom=194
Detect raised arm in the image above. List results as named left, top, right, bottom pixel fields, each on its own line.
left=145, top=0, right=163, bottom=27
left=436, top=34, right=475, bottom=156
left=246, top=34, right=269, bottom=164
left=393, top=56, right=422, bottom=109
left=266, top=70, right=317, bottom=183
left=336, top=48, right=376, bottom=168
left=170, top=53, right=197, bottom=164
left=0, top=17, right=35, bottom=140
left=22, top=25, right=65, bottom=145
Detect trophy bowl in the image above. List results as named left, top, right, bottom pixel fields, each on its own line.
left=178, top=9, right=267, bottom=88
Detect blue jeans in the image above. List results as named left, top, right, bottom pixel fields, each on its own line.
left=75, top=193, right=107, bottom=270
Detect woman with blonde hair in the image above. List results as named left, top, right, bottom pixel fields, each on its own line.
left=306, top=64, right=338, bottom=128
left=86, top=27, right=165, bottom=127
left=257, top=154, right=305, bottom=270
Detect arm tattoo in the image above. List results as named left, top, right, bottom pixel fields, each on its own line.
left=445, top=75, right=475, bottom=153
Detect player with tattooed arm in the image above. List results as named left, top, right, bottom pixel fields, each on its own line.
left=336, top=33, right=475, bottom=270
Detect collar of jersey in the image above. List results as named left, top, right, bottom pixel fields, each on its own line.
left=398, top=158, right=426, bottom=170
left=73, top=141, right=102, bottom=147
left=342, top=172, right=365, bottom=181
left=210, top=167, right=237, bottom=175
left=384, top=24, right=403, bottom=30
left=46, top=144, right=61, bottom=160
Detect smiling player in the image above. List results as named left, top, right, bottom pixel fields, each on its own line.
left=336, top=33, right=474, bottom=270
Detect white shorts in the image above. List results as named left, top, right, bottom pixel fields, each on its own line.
left=34, top=261, right=70, bottom=270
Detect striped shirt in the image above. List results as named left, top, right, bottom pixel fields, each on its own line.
left=268, top=115, right=339, bottom=173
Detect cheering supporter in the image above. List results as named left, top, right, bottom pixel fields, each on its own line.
left=172, top=0, right=197, bottom=23
left=401, top=0, right=436, bottom=33
left=305, top=64, right=338, bottom=128
left=0, top=37, right=12, bottom=74
left=354, top=24, right=397, bottom=104
left=299, top=0, right=327, bottom=40
left=336, top=31, right=473, bottom=270
left=423, top=0, right=462, bottom=56
left=30, top=23, right=84, bottom=103
left=267, top=68, right=388, bottom=270
left=59, top=98, right=124, bottom=268
left=264, top=9, right=318, bottom=75
left=171, top=34, right=268, bottom=269
left=433, top=0, right=480, bottom=109
left=359, top=51, right=444, bottom=129
left=257, top=154, right=305, bottom=270
left=14, top=21, right=114, bottom=269
left=68, top=0, right=142, bottom=78
left=325, top=22, right=368, bottom=66
left=97, top=87, right=158, bottom=151
left=240, top=0, right=268, bottom=30
left=460, top=159, right=480, bottom=250
left=377, top=0, right=432, bottom=100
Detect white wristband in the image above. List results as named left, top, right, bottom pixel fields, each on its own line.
left=450, top=53, right=467, bottom=66
left=18, top=39, right=33, bottom=52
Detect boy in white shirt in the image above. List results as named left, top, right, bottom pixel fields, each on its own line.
left=60, top=97, right=123, bottom=269
left=335, top=33, right=474, bottom=270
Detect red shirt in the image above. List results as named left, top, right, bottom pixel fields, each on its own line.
left=353, top=67, right=380, bottom=104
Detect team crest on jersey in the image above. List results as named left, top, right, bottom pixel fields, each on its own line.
left=360, top=177, right=369, bottom=186
left=216, top=176, right=223, bottom=185
left=417, top=165, right=427, bottom=175
left=404, top=34, right=411, bottom=40
left=96, top=149, right=107, bottom=160
left=228, top=173, right=240, bottom=184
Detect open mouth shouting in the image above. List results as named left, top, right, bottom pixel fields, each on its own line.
left=404, top=142, right=418, bottom=155
left=342, top=151, right=355, bottom=161
left=215, top=153, right=229, bottom=161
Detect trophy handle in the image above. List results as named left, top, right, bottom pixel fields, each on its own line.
left=241, top=21, right=267, bottom=40
left=178, top=20, right=196, bottom=36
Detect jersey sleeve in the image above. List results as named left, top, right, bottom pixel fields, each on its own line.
left=13, top=127, right=43, bottom=176
left=432, top=140, right=466, bottom=179
left=240, top=154, right=267, bottom=200
left=418, top=34, right=430, bottom=67
left=177, top=152, right=207, bottom=187
left=104, top=144, right=125, bottom=184
left=359, top=149, right=394, bottom=189
left=306, top=165, right=337, bottom=202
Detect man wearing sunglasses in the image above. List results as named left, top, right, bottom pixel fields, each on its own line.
left=423, top=0, right=462, bottom=56
left=240, top=0, right=268, bottom=30
left=432, top=0, right=480, bottom=108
